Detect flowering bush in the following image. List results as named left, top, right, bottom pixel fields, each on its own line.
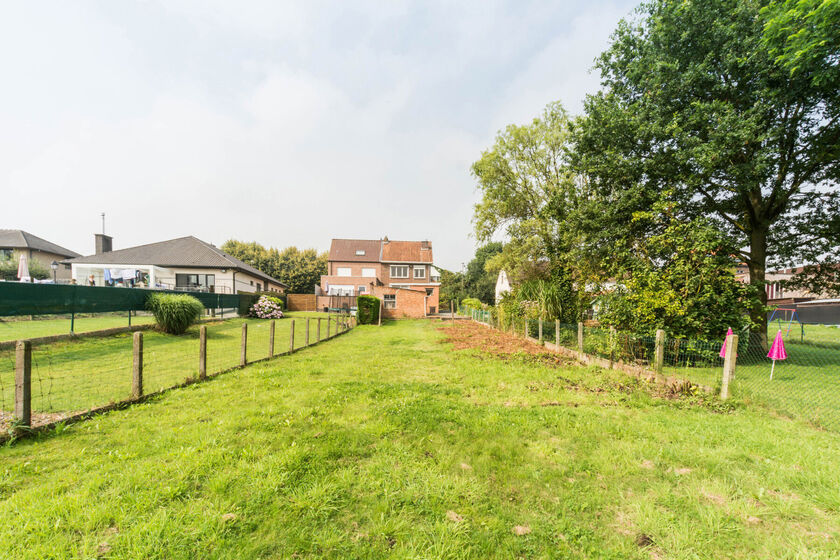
left=250, top=295, right=285, bottom=319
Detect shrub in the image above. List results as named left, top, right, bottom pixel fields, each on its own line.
left=461, top=297, right=483, bottom=310
left=146, top=293, right=204, bottom=334
left=357, top=295, right=380, bottom=324
left=250, top=295, right=284, bottom=319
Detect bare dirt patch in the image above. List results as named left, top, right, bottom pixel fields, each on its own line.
left=437, top=321, right=572, bottom=365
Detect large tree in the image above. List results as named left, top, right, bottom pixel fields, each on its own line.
left=573, top=0, right=840, bottom=348
left=221, top=240, right=327, bottom=294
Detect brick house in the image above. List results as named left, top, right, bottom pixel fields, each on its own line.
left=319, top=237, right=441, bottom=318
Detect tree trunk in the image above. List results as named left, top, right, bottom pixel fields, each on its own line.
left=747, top=226, right=769, bottom=353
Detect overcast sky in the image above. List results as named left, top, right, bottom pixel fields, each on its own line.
left=0, top=0, right=637, bottom=271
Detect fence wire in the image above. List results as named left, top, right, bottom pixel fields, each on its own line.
left=481, top=314, right=840, bottom=433
left=1, top=314, right=351, bottom=433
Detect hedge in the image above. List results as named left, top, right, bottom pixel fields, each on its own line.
left=357, top=295, right=381, bottom=324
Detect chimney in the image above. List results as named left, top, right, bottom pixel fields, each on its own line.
left=421, top=240, right=431, bottom=249
left=95, top=233, right=112, bottom=255
left=383, top=236, right=389, bottom=244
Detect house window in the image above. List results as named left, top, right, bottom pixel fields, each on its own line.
left=384, top=294, right=396, bottom=309
left=390, top=265, right=409, bottom=278
left=358, top=286, right=366, bottom=294
left=414, top=266, right=426, bottom=279
left=337, top=267, right=352, bottom=277
left=426, top=288, right=434, bottom=296
left=0, top=249, right=12, bottom=261
left=257, top=283, right=262, bottom=291
left=355, top=250, right=365, bottom=256
left=175, top=274, right=216, bottom=292
left=362, top=268, right=376, bottom=277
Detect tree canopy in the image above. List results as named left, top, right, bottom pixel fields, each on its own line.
left=571, top=0, right=840, bottom=346
left=221, top=240, right=327, bottom=294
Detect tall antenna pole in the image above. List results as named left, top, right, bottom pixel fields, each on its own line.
left=101, top=212, right=105, bottom=234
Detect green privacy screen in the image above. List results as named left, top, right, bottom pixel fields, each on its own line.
left=0, top=282, right=256, bottom=316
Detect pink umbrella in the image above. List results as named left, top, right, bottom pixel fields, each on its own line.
left=768, top=330, right=787, bottom=380
left=16, top=254, right=30, bottom=282
left=719, top=327, right=735, bottom=358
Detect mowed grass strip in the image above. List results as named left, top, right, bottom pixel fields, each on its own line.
left=0, top=313, right=336, bottom=416
left=1, top=320, right=839, bottom=559
left=0, top=314, right=157, bottom=342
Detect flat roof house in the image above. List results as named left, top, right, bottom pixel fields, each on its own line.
left=319, top=237, right=440, bottom=318
left=0, top=229, right=80, bottom=280
left=65, top=234, right=287, bottom=293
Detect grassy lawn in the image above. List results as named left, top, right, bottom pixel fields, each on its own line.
left=1, top=320, right=839, bottom=559
left=0, top=314, right=157, bottom=341
left=0, top=312, right=339, bottom=418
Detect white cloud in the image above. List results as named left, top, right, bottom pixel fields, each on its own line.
left=0, top=0, right=637, bottom=270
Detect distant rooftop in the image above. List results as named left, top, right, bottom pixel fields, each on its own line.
left=0, top=229, right=81, bottom=258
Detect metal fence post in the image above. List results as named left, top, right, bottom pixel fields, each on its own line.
left=289, top=319, right=295, bottom=353
left=240, top=323, right=248, bottom=366
left=577, top=322, right=584, bottom=359
left=14, top=340, right=31, bottom=427
left=199, top=326, right=207, bottom=380
left=654, top=329, right=665, bottom=375
left=609, top=326, right=616, bottom=368
left=555, top=319, right=560, bottom=348
left=305, top=318, right=310, bottom=346
left=524, top=318, right=528, bottom=339
left=538, top=319, right=543, bottom=344
left=450, top=300, right=454, bottom=322
left=269, top=320, right=275, bottom=357
left=132, top=332, right=143, bottom=398
left=720, top=334, right=739, bottom=400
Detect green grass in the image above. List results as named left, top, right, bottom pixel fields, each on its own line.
left=0, top=313, right=157, bottom=341
left=1, top=320, right=840, bottom=558
left=0, top=312, right=340, bottom=415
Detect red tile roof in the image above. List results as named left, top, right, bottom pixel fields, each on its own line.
left=328, top=239, right=382, bottom=262
left=381, top=240, right=433, bottom=263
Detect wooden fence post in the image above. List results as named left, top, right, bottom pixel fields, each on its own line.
left=654, top=329, right=665, bottom=375
left=14, top=340, right=31, bottom=427
left=609, top=326, right=616, bottom=368
left=132, top=332, right=143, bottom=398
left=289, top=319, right=295, bottom=353
left=524, top=318, right=528, bottom=339
left=305, top=318, right=310, bottom=346
left=317, top=318, right=321, bottom=342
left=720, top=334, right=739, bottom=400
left=538, top=319, right=544, bottom=344
left=450, top=300, right=454, bottom=322
left=199, top=326, right=207, bottom=380
left=577, top=322, right=584, bottom=360
left=327, top=315, right=331, bottom=338
left=269, top=320, right=275, bottom=357
left=555, top=319, right=560, bottom=348
left=240, top=323, right=248, bottom=366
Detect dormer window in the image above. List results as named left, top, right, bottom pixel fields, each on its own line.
left=355, top=250, right=365, bottom=256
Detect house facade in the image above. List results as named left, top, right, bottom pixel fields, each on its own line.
left=0, top=229, right=80, bottom=281
left=65, top=234, right=288, bottom=293
left=319, top=237, right=440, bottom=317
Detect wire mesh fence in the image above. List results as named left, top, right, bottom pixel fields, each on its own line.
left=1, top=313, right=354, bottom=435
left=470, top=313, right=840, bottom=433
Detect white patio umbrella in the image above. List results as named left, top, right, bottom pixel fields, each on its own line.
left=17, top=254, right=31, bottom=282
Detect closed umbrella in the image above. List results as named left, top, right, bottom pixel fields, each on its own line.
left=768, top=330, right=788, bottom=380
left=17, top=254, right=30, bottom=282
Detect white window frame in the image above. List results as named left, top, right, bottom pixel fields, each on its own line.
left=390, top=265, right=409, bottom=278
left=383, top=294, right=396, bottom=309
left=413, top=266, right=426, bottom=279
left=355, top=249, right=366, bottom=256
left=337, top=267, right=352, bottom=277
left=362, top=268, right=376, bottom=277
left=358, top=285, right=366, bottom=294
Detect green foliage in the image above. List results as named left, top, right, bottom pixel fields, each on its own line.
left=439, top=243, right=503, bottom=307
left=596, top=210, right=754, bottom=339
left=0, top=258, right=50, bottom=281
left=763, top=0, right=840, bottom=87
left=146, top=293, right=204, bottom=335
left=356, top=295, right=380, bottom=325
left=572, top=0, right=840, bottom=346
left=460, top=297, right=482, bottom=310
left=221, top=240, right=328, bottom=294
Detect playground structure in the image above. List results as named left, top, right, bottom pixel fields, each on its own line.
left=768, top=307, right=804, bottom=342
